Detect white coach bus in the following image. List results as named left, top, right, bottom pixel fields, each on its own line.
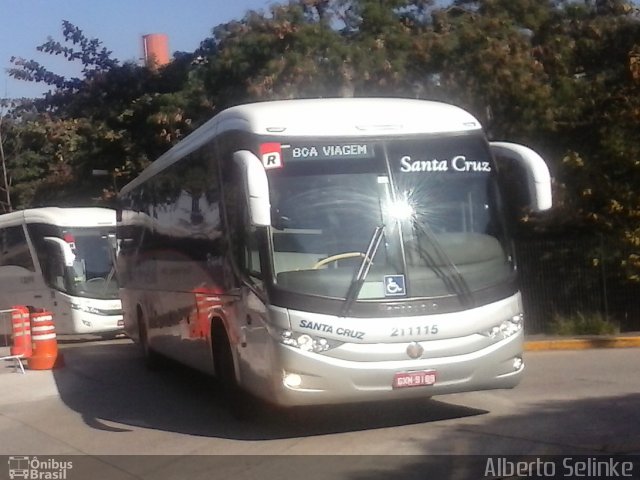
left=0, top=207, right=122, bottom=335
left=117, top=98, right=552, bottom=408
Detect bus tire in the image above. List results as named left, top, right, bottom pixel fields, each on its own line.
left=212, top=322, right=249, bottom=419
left=137, top=309, right=163, bottom=370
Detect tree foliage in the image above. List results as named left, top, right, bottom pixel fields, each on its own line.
left=4, top=23, right=201, bottom=206
left=3, top=0, right=640, bottom=280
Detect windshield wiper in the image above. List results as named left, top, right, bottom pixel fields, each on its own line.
left=410, top=221, right=474, bottom=307
left=340, top=224, right=385, bottom=317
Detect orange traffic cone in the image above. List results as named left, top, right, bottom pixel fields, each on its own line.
left=27, top=311, right=59, bottom=370
left=10, top=306, right=32, bottom=359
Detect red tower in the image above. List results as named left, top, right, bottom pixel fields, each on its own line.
left=142, top=33, right=170, bottom=69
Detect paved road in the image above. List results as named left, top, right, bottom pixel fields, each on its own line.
left=1, top=339, right=639, bottom=479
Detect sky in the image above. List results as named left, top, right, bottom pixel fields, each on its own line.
left=1, top=0, right=276, bottom=99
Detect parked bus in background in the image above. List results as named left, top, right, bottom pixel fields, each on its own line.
left=0, top=207, right=122, bottom=336
left=117, top=98, right=552, bottom=410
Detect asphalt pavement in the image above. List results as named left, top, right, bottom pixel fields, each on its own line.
left=2, top=332, right=640, bottom=402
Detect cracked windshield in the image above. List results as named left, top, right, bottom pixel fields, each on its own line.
left=267, top=135, right=513, bottom=302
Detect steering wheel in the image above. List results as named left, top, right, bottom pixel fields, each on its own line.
left=313, top=252, right=366, bottom=269
left=86, top=277, right=106, bottom=283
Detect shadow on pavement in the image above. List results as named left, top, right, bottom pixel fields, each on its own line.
left=339, top=390, right=640, bottom=480
left=51, top=340, right=488, bottom=441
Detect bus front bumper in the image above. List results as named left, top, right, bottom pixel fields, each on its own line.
left=259, top=331, right=524, bottom=407
left=67, top=311, right=124, bottom=335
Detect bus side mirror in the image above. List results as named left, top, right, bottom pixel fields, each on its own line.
left=490, top=142, right=552, bottom=212
left=234, top=150, right=271, bottom=227
left=43, top=236, right=76, bottom=267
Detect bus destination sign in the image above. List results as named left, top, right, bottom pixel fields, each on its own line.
left=283, top=143, right=376, bottom=162
left=259, top=142, right=376, bottom=169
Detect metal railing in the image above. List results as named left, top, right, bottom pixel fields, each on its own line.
left=0, top=308, right=26, bottom=373
left=516, top=234, right=640, bottom=334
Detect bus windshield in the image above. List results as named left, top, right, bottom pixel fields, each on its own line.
left=266, top=134, right=513, bottom=303
left=36, top=227, right=119, bottom=300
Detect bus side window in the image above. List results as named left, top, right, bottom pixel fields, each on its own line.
left=0, top=225, right=35, bottom=272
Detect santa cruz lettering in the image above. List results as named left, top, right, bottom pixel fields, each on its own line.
left=336, top=327, right=365, bottom=340
left=299, top=319, right=365, bottom=340
left=399, top=155, right=491, bottom=173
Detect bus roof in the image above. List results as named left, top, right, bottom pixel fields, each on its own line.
left=0, top=207, right=115, bottom=228
left=120, top=98, right=483, bottom=196
left=216, top=98, right=482, bottom=137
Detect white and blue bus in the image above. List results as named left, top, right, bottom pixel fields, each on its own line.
left=117, top=98, right=551, bottom=408
left=0, top=207, right=122, bottom=335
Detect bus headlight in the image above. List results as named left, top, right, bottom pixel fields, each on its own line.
left=70, top=303, right=104, bottom=315
left=481, top=314, right=523, bottom=340
left=277, top=329, right=343, bottom=353
left=70, top=302, right=122, bottom=316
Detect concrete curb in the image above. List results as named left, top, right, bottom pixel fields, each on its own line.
left=525, top=336, right=640, bottom=351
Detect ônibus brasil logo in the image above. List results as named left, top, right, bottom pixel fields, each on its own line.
left=8, top=456, right=73, bottom=480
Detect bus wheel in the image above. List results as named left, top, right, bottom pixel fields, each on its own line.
left=137, top=311, right=163, bottom=370
left=212, top=323, right=249, bottom=419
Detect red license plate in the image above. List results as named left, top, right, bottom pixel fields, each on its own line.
left=393, top=370, right=437, bottom=389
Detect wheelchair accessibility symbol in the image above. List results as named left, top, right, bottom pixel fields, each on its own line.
left=384, top=275, right=406, bottom=297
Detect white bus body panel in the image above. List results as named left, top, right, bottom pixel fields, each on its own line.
left=0, top=277, right=123, bottom=334
left=121, top=288, right=523, bottom=407
left=0, top=207, right=116, bottom=228
left=0, top=207, right=122, bottom=335
left=232, top=293, right=524, bottom=406
left=117, top=98, right=545, bottom=407
left=51, top=292, right=123, bottom=335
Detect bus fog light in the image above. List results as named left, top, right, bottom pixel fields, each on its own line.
left=513, top=356, right=523, bottom=370
left=283, top=372, right=303, bottom=388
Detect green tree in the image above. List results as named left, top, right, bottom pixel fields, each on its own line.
left=5, top=21, right=201, bottom=205
left=4, top=1, right=640, bottom=288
